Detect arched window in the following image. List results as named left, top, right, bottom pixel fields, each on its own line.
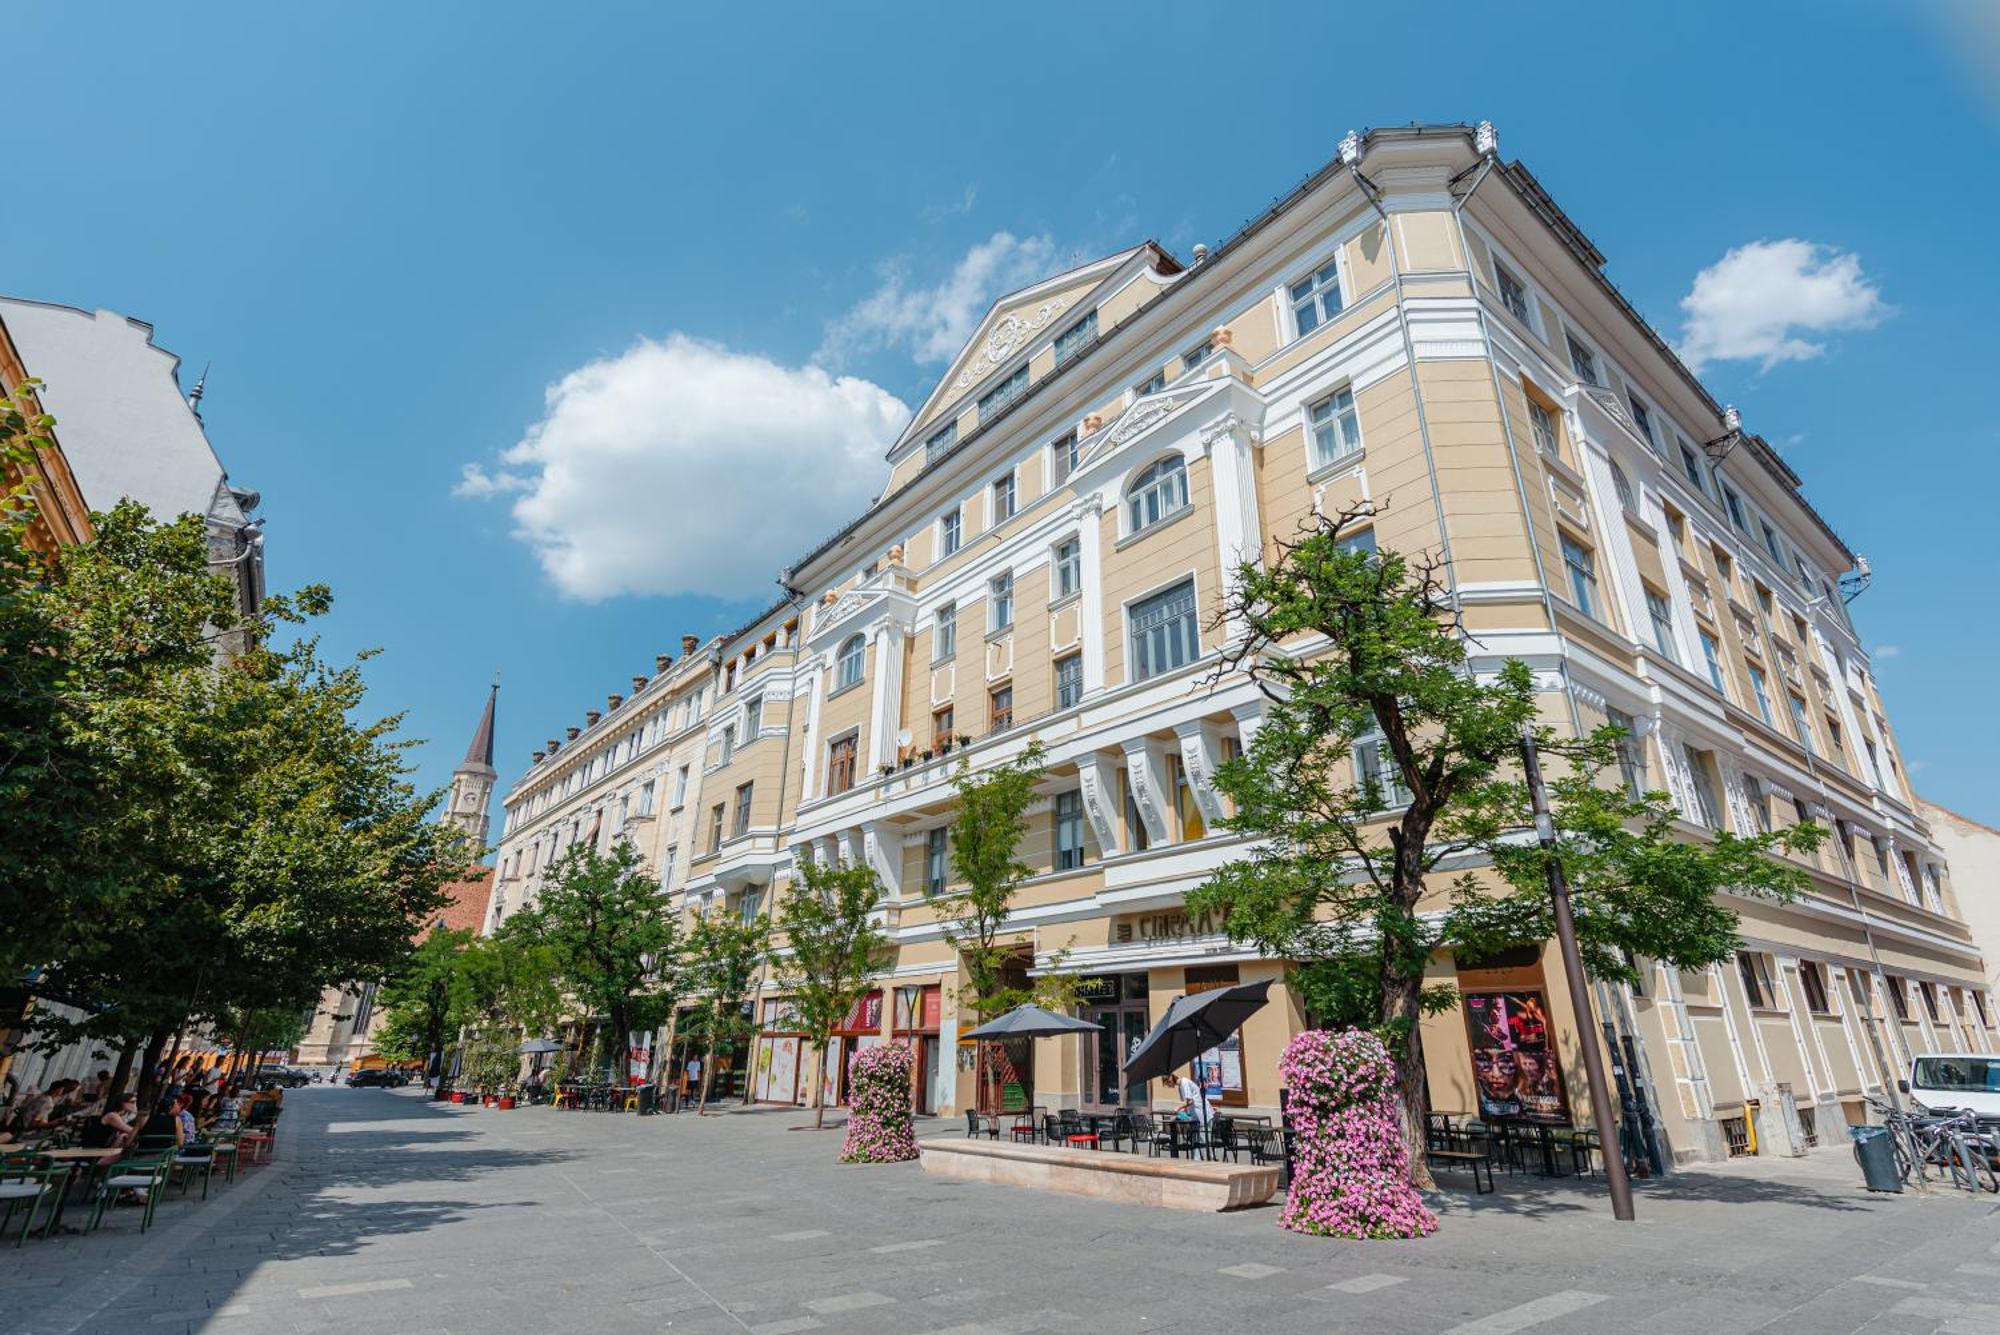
left=836, top=634, right=866, bottom=689
left=1126, top=455, right=1188, bottom=533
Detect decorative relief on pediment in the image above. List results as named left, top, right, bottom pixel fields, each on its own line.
left=953, top=297, right=1070, bottom=392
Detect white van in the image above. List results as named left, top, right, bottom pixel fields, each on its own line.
left=1904, top=1053, right=2000, bottom=1119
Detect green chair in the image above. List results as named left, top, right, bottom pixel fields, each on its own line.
left=172, top=1144, right=219, bottom=1200
left=0, top=1166, right=70, bottom=1246
left=87, top=1153, right=172, bottom=1234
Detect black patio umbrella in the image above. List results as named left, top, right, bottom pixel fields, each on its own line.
left=518, top=1038, right=566, bottom=1054
left=961, top=1003, right=1102, bottom=1040
left=1121, top=979, right=1271, bottom=1085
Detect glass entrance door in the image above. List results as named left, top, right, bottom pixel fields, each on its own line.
left=1084, top=998, right=1151, bottom=1110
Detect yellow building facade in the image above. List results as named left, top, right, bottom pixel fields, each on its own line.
left=488, top=124, right=1996, bottom=1165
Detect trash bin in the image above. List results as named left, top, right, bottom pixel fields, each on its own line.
left=1849, top=1124, right=1902, bottom=1193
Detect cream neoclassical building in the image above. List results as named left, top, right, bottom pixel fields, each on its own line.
left=486, top=123, right=1996, bottom=1165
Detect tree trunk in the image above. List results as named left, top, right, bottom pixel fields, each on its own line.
left=108, top=1038, right=139, bottom=1103
left=813, top=1040, right=826, bottom=1130
left=134, top=1028, right=171, bottom=1115
left=696, top=999, right=718, bottom=1113
left=1382, top=967, right=1434, bottom=1189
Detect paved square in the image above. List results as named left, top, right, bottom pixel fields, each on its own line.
left=4, top=1086, right=1996, bottom=1334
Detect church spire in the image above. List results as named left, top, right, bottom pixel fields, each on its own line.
left=463, top=675, right=498, bottom=769
left=443, top=675, right=499, bottom=849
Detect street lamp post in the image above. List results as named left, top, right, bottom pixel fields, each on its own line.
left=1518, top=728, right=1636, bottom=1222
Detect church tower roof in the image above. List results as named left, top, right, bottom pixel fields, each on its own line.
left=462, top=680, right=498, bottom=771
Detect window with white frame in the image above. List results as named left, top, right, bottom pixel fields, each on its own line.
left=978, top=366, right=1028, bottom=419
left=1607, top=706, right=1646, bottom=797
left=1560, top=534, right=1600, bottom=620
left=1529, top=400, right=1559, bottom=456
left=720, top=724, right=736, bottom=765
left=924, top=827, right=948, bottom=895
left=1289, top=257, right=1343, bottom=335
left=1610, top=462, right=1636, bottom=510
left=1055, top=789, right=1086, bottom=870
left=836, top=634, right=866, bottom=690
left=1126, top=455, right=1188, bottom=533
left=989, top=573, right=1013, bottom=632
left=673, top=764, right=690, bottom=808
left=1049, top=430, right=1080, bottom=486
left=939, top=505, right=962, bottom=556
left=1644, top=588, right=1678, bottom=658
left=1128, top=579, right=1199, bottom=681
left=1744, top=774, right=1773, bottom=833
left=743, top=696, right=762, bottom=739
left=1678, top=441, right=1707, bottom=493
left=933, top=602, right=957, bottom=660
left=1722, top=483, right=1747, bottom=530
left=1309, top=387, right=1362, bottom=467
left=925, top=421, right=956, bottom=464
left=1181, top=336, right=1215, bottom=373
left=1053, top=537, right=1081, bottom=599
left=1054, top=311, right=1096, bottom=365
left=1629, top=396, right=1658, bottom=449
left=1682, top=744, right=1723, bottom=828
left=1055, top=652, right=1083, bottom=709
left=1700, top=630, right=1729, bottom=697
left=1567, top=335, right=1600, bottom=386
left=1788, top=694, right=1816, bottom=755
left=1133, top=369, right=1167, bottom=397
left=1353, top=731, right=1411, bottom=808
left=991, top=470, right=1017, bottom=525
left=1748, top=664, right=1776, bottom=726
left=1337, top=527, right=1377, bottom=558
left=1494, top=261, right=1532, bottom=324
left=638, top=778, right=656, bottom=817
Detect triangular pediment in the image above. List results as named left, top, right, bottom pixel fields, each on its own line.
left=900, top=248, right=1145, bottom=445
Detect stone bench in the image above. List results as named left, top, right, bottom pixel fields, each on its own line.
left=917, top=1138, right=1279, bottom=1212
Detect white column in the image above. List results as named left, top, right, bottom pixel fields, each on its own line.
left=1074, top=496, right=1107, bottom=693
left=798, top=665, right=825, bottom=803
left=866, top=622, right=907, bottom=771
left=1122, top=740, right=1170, bottom=845
left=1077, top=752, right=1122, bottom=855
left=861, top=820, right=902, bottom=900
left=1201, top=413, right=1264, bottom=644
left=834, top=828, right=859, bottom=867
left=1175, top=721, right=1227, bottom=826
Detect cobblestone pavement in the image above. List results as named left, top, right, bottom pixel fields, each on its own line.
left=3, top=1087, right=1997, bottom=1335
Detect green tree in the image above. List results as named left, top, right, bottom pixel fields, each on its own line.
left=374, top=928, right=474, bottom=1096
left=931, top=743, right=1046, bottom=1022
left=507, top=842, right=681, bottom=1085
left=682, top=905, right=770, bottom=1112
left=1186, top=506, right=1821, bottom=1178
left=774, top=859, right=893, bottom=1128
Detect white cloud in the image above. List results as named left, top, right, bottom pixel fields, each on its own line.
left=462, top=335, right=909, bottom=602
left=1677, top=239, right=1890, bottom=372
left=819, top=231, right=1062, bottom=367
left=1873, top=644, right=1902, bottom=659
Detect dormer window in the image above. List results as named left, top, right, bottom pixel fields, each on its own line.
left=925, top=421, right=957, bottom=464
left=836, top=634, right=866, bottom=690
left=978, top=366, right=1028, bottom=419
left=1126, top=456, right=1189, bottom=534
left=1054, top=311, right=1097, bottom=366
left=1289, top=258, right=1343, bottom=335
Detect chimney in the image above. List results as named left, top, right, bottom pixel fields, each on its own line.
left=566, top=726, right=580, bottom=740
left=632, top=675, right=649, bottom=693
left=681, top=634, right=699, bottom=655
left=585, top=710, right=600, bottom=726
left=607, top=693, right=623, bottom=710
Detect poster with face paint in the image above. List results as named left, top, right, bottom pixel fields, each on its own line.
left=1464, top=991, right=1569, bottom=1125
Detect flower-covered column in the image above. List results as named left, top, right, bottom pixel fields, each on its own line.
left=840, top=1042, right=919, bottom=1164
left=1278, top=1029, right=1438, bottom=1239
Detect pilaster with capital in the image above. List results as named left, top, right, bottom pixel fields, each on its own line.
left=1076, top=752, right=1122, bottom=855
left=1121, top=739, right=1171, bottom=845
left=866, top=622, right=907, bottom=771
left=1073, top=495, right=1107, bottom=694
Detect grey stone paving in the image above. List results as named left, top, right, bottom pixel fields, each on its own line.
left=2, top=1086, right=1997, bottom=1334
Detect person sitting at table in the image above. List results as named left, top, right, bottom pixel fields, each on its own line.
left=171, top=1091, right=205, bottom=1148
left=138, top=1097, right=179, bottom=1142
left=29, top=1080, right=77, bottom=1133
left=81, top=1093, right=140, bottom=1162
left=212, top=1084, right=244, bottom=1136
left=75, top=1070, right=113, bottom=1116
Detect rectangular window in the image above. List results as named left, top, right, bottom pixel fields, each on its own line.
left=1289, top=257, right=1343, bottom=335
left=1700, top=631, right=1728, bottom=696
left=1567, top=335, right=1600, bottom=386
left=1748, top=665, right=1776, bottom=725
left=989, top=573, right=1013, bottom=632
left=1171, top=755, right=1206, bottom=840
left=661, top=843, right=678, bottom=881
left=708, top=803, right=726, bottom=853
left=1788, top=695, right=1815, bottom=755
left=933, top=602, right=957, bottom=659
left=1054, top=311, right=1097, bottom=366
left=1128, top=579, right=1199, bottom=682
left=1053, top=537, right=1081, bottom=600
left=1182, top=337, right=1215, bottom=373
left=743, top=697, right=762, bottom=739
left=1920, top=981, right=1941, bottom=1024
left=1629, top=396, right=1657, bottom=448
left=1645, top=588, right=1679, bottom=658
left=1354, top=733, right=1411, bottom=809
left=1560, top=535, right=1599, bottom=619
left=1123, top=773, right=1151, bottom=853
left=1761, top=519, right=1783, bottom=562
left=673, top=764, right=690, bottom=808
left=1678, top=441, right=1706, bottom=493
left=1309, top=387, right=1362, bottom=467
left=1736, top=952, right=1771, bottom=1009
left=1055, top=789, right=1086, bottom=870
left=925, top=421, right=957, bottom=464
left=939, top=506, right=962, bottom=556
left=988, top=683, right=1013, bottom=733
left=990, top=472, right=1017, bottom=526
left=1607, top=706, right=1646, bottom=798
left=1133, top=369, right=1167, bottom=397
left=1049, top=430, right=1080, bottom=485
left=1744, top=774, right=1773, bottom=832
left=720, top=724, right=736, bottom=765
left=925, top=827, right=948, bottom=895
left=1723, top=484, right=1747, bottom=531
left=1529, top=400, right=1559, bottom=456
left=1494, top=261, right=1531, bottom=323
left=638, top=778, right=657, bottom=817
left=1055, top=652, right=1083, bottom=709
left=1338, top=527, right=1378, bottom=558
left=977, top=366, right=1029, bottom=419
left=1682, top=744, right=1722, bottom=828
left=1799, top=961, right=1831, bottom=1014
left=733, top=781, right=754, bottom=837
left=1887, top=976, right=1910, bottom=1021
left=827, top=735, right=857, bottom=796
left=932, top=705, right=954, bottom=747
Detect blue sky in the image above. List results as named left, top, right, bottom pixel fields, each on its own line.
left=10, top=1, right=1999, bottom=825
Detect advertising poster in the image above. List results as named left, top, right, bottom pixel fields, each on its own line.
left=1464, top=990, right=1569, bottom=1124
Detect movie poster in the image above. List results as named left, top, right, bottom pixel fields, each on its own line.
left=1464, top=990, right=1569, bottom=1125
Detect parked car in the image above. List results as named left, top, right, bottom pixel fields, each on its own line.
left=252, top=1065, right=311, bottom=1088
left=344, top=1068, right=390, bottom=1087
left=1905, top=1054, right=2000, bottom=1120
